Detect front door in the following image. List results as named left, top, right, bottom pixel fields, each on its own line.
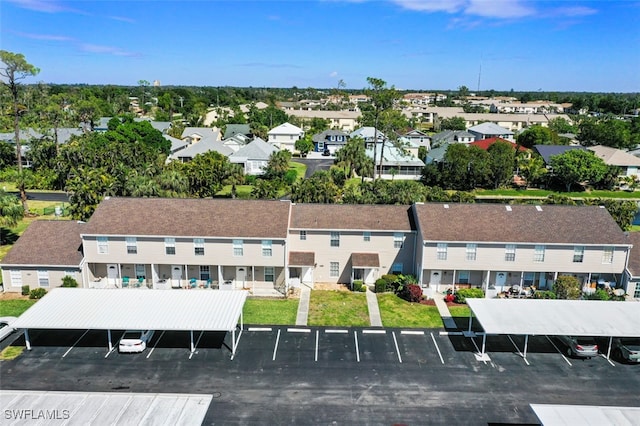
left=171, top=265, right=183, bottom=288
left=107, top=264, right=118, bottom=285
left=236, top=267, right=247, bottom=286
left=430, top=270, right=442, bottom=290
left=495, top=271, right=507, bottom=291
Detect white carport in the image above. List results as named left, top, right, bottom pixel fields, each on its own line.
left=11, top=288, right=248, bottom=359
left=530, top=404, right=640, bottom=426
left=465, top=299, right=640, bottom=362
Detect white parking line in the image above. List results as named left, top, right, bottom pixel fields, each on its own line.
left=248, top=327, right=272, bottom=332
left=430, top=332, right=445, bottom=365
left=392, top=332, right=402, bottom=363
left=507, top=335, right=530, bottom=366
left=315, top=330, right=319, bottom=362
left=146, top=331, right=165, bottom=359
left=469, top=336, right=488, bottom=364
left=272, top=329, right=281, bottom=361
left=545, top=335, right=572, bottom=366
left=600, top=353, right=616, bottom=367
left=354, top=331, right=360, bottom=363
left=62, top=329, right=91, bottom=358
left=401, top=330, right=424, bottom=335
left=287, top=328, right=311, bottom=333
left=439, top=331, right=463, bottom=336
left=362, top=329, right=386, bottom=334
left=325, top=329, right=348, bottom=334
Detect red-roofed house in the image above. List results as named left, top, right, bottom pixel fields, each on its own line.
left=470, top=137, right=528, bottom=152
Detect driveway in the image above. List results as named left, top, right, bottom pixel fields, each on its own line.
left=294, top=155, right=334, bottom=178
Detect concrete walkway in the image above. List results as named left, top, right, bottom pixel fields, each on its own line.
left=366, top=287, right=383, bottom=327
left=432, top=291, right=458, bottom=330
left=295, top=286, right=311, bottom=326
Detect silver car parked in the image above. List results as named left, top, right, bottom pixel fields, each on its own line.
left=611, top=338, right=640, bottom=363
left=557, top=335, right=599, bottom=358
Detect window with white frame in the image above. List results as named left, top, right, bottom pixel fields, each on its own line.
left=97, top=237, right=108, bottom=254
left=264, top=266, right=274, bottom=282
left=38, top=270, right=49, bottom=287
left=392, top=263, right=403, bottom=274
left=300, top=230, right=307, bottom=240
left=393, top=233, right=404, bottom=248
left=194, top=238, right=205, bottom=256
left=635, top=284, right=640, bottom=299
left=329, top=262, right=339, bottom=277
left=436, top=243, right=447, bottom=260
left=505, top=244, right=516, bottom=262
left=458, top=270, right=470, bottom=284
left=125, top=237, right=137, bottom=254
left=602, top=247, right=614, bottom=264
left=233, top=239, right=243, bottom=256
left=330, top=231, right=340, bottom=247
left=165, top=238, right=176, bottom=255
left=262, top=240, right=272, bottom=257
left=10, top=270, right=22, bottom=287
left=466, top=244, right=477, bottom=261
left=534, top=245, right=545, bottom=262
left=199, top=265, right=210, bottom=280
left=573, top=246, right=584, bottom=263
left=363, top=231, right=371, bottom=242
left=318, top=142, right=324, bottom=150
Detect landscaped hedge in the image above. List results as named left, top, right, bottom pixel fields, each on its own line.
left=29, top=288, right=47, bottom=299
left=454, top=288, right=484, bottom=304
left=352, top=280, right=366, bottom=292
left=397, top=284, right=423, bottom=303
left=532, top=290, right=556, bottom=299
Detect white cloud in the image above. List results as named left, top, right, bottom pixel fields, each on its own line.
left=7, top=0, right=87, bottom=14
left=391, top=0, right=466, bottom=13
left=14, top=31, right=73, bottom=41
left=108, top=15, right=136, bottom=24
left=464, top=0, right=535, bottom=19
left=80, top=44, right=140, bottom=57
left=329, top=71, right=338, bottom=77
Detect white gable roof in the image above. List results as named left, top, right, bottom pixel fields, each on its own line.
left=268, top=122, right=303, bottom=135
left=468, top=122, right=514, bottom=135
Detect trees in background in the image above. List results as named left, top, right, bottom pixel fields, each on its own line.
left=516, top=125, right=560, bottom=148
left=439, top=116, right=467, bottom=131
left=0, top=50, right=39, bottom=213
left=549, top=150, right=607, bottom=192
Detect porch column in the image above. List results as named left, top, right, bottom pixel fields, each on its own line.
left=520, top=271, right=524, bottom=287
left=118, top=264, right=122, bottom=284
left=185, top=264, right=188, bottom=287
left=486, top=270, right=491, bottom=292
left=218, top=265, right=223, bottom=283
left=151, top=264, right=157, bottom=289
left=553, top=271, right=558, bottom=281
left=452, top=269, right=456, bottom=289
left=252, top=265, right=255, bottom=294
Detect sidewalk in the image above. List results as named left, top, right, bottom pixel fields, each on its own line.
left=366, top=287, right=383, bottom=327
left=432, top=291, right=458, bottom=330
left=295, top=286, right=311, bottom=326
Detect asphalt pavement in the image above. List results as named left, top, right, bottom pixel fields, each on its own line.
left=1, top=326, right=638, bottom=425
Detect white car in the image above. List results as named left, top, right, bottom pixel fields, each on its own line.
left=118, top=330, right=155, bottom=353
left=0, top=316, right=18, bottom=342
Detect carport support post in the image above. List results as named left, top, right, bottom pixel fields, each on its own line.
left=468, top=312, right=473, bottom=333
left=607, top=336, right=612, bottom=359
left=481, top=333, right=486, bottom=356
left=107, top=329, right=113, bottom=352
left=523, top=334, right=529, bottom=360
left=190, top=330, right=195, bottom=354
left=24, top=329, right=31, bottom=350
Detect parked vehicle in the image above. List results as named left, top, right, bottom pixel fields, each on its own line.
left=612, top=338, right=640, bottom=363
left=557, top=335, right=599, bottom=358
left=0, top=317, right=17, bottom=342
left=118, top=330, right=155, bottom=353
left=322, top=148, right=331, bottom=156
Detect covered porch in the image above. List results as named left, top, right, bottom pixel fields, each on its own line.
left=288, top=251, right=315, bottom=289
left=351, top=252, right=380, bottom=286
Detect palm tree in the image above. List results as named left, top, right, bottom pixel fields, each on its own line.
left=224, top=163, right=245, bottom=199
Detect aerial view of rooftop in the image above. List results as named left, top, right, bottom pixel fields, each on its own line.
left=0, top=0, right=639, bottom=424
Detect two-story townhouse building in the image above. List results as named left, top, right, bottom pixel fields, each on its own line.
left=288, top=204, right=417, bottom=287
left=81, top=197, right=291, bottom=295
left=267, top=122, right=304, bottom=151
left=413, top=203, right=631, bottom=297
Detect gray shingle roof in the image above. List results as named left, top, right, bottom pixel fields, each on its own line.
left=626, top=232, right=640, bottom=277
left=84, top=197, right=291, bottom=239
left=468, top=122, right=514, bottom=135
left=1, top=221, right=84, bottom=267
left=413, top=203, right=628, bottom=245
left=534, top=145, right=587, bottom=164
left=229, top=138, right=277, bottom=161
left=311, top=129, right=349, bottom=144
left=224, top=124, right=251, bottom=139
left=290, top=204, right=413, bottom=231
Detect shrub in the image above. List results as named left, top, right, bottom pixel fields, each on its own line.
left=245, top=175, right=257, bottom=185
left=454, top=288, right=484, bottom=304
left=398, top=284, right=423, bottom=303
left=374, top=278, right=388, bottom=293
left=533, top=290, right=557, bottom=299
left=61, top=276, right=79, bottom=288
left=29, top=288, right=47, bottom=299
left=284, top=169, right=297, bottom=185
left=21, top=285, right=30, bottom=296
left=584, top=289, right=610, bottom=300
left=352, top=280, right=364, bottom=292
left=381, top=274, right=398, bottom=284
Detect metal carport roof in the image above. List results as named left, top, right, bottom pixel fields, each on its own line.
left=12, top=288, right=247, bottom=332
left=530, top=404, right=640, bottom=426
left=12, top=288, right=248, bottom=357
left=466, top=299, right=640, bottom=337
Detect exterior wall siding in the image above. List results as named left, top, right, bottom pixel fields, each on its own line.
left=2, top=268, right=80, bottom=292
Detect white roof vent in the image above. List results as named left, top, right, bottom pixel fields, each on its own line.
left=443, top=204, right=449, bottom=209
left=535, top=205, right=543, bottom=211
left=506, top=206, right=512, bottom=211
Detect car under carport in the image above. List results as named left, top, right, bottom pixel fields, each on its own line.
left=464, top=298, right=640, bottom=363
left=10, top=288, right=248, bottom=358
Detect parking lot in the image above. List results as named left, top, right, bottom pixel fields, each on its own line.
left=2, top=327, right=639, bottom=425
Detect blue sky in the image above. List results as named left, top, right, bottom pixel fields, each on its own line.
left=1, top=0, right=639, bottom=92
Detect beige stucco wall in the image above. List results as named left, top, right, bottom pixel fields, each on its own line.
left=422, top=243, right=627, bottom=275
left=2, top=268, right=81, bottom=292
left=288, top=230, right=417, bottom=283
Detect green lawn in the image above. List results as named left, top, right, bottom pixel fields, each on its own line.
left=0, top=298, right=37, bottom=316
left=377, top=293, right=444, bottom=328
left=242, top=298, right=299, bottom=325
left=289, top=162, right=307, bottom=181
left=308, top=290, right=369, bottom=327
left=215, top=185, right=254, bottom=199
left=475, top=188, right=640, bottom=199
